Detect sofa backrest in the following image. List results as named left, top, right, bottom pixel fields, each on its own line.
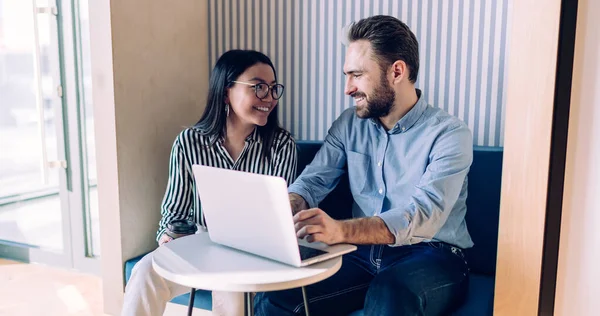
left=464, top=146, right=503, bottom=275
left=295, top=141, right=503, bottom=276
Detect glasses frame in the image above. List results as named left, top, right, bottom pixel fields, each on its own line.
left=231, top=81, right=285, bottom=100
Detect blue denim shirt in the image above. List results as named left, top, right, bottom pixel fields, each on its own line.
left=289, top=90, right=474, bottom=248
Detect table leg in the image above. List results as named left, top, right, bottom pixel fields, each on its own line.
left=301, top=286, right=310, bottom=316
left=244, top=292, right=254, bottom=316
left=187, top=288, right=196, bottom=316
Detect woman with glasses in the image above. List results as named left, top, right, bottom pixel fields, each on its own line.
left=122, top=50, right=297, bottom=316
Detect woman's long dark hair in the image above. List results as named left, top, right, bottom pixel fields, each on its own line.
left=195, top=50, right=283, bottom=163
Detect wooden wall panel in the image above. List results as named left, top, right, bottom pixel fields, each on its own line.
left=494, top=0, right=563, bottom=315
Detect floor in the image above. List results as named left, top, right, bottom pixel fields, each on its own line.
left=0, top=258, right=105, bottom=316
left=0, top=258, right=212, bottom=316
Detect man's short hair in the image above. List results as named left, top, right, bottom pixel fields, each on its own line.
left=347, top=15, right=419, bottom=83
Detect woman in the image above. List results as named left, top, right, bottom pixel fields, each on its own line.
left=122, top=50, right=297, bottom=316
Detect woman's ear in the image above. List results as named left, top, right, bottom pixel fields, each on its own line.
left=224, top=89, right=230, bottom=105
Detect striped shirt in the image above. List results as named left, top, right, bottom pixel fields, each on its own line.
left=156, top=126, right=297, bottom=241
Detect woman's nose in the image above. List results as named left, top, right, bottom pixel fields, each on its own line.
left=261, top=93, right=274, bottom=103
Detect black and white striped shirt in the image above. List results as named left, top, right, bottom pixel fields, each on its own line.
left=156, top=127, right=297, bottom=241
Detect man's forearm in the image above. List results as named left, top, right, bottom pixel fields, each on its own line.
left=289, top=193, right=309, bottom=215
left=340, top=217, right=395, bottom=245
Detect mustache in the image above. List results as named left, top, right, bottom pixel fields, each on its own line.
left=351, top=92, right=366, bottom=99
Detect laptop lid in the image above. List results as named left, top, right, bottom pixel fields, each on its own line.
left=192, top=165, right=303, bottom=266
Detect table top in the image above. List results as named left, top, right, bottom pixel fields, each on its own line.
left=152, top=232, right=342, bottom=292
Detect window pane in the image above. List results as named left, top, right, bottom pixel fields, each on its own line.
left=0, top=0, right=63, bottom=250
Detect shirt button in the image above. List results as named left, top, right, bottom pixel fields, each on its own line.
left=378, top=188, right=383, bottom=195
left=401, top=127, right=406, bottom=132
left=377, top=161, right=382, bottom=167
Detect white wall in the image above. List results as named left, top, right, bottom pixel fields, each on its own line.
left=554, top=0, right=600, bottom=314
left=88, top=1, right=209, bottom=314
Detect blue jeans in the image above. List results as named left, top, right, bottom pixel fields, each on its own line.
left=254, top=242, right=469, bottom=316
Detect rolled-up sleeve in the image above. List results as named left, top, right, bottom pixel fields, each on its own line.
left=378, top=123, right=473, bottom=246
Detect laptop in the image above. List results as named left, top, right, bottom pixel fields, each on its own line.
left=191, top=165, right=357, bottom=267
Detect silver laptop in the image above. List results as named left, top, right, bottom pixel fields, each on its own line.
left=192, top=165, right=357, bottom=267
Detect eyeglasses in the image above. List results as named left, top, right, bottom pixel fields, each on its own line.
left=231, top=81, right=285, bottom=100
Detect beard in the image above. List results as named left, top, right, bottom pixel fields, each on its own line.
left=353, top=76, right=396, bottom=119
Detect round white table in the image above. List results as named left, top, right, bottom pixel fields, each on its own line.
left=152, top=232, right=342, bottom=316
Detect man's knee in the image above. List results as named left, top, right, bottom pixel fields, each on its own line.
left=364, top=267, right=467, bottom=315
left=363, top=272, right=425, bottom=315
left=367, top=273, right=422, bottom=303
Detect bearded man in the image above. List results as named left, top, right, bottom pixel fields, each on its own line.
left=255, top=15, right=474, bottom=316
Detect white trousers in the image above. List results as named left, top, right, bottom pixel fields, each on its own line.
left=121, top=251, right=245, bottom=316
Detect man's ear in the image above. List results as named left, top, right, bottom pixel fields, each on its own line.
left=391, top=60, right=408, bottom=84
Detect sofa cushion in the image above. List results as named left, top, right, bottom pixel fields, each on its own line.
left=124, top=254, right=212, bottom=310
left=451, top=273, right=495, bottom=315
left=169, top=290, right=212, bottom=310
left=345, top=273, right=494, bottom=316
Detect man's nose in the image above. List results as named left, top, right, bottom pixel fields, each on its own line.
left=344, top=78, right=357, bottom=96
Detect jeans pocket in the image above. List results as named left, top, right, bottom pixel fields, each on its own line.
left=448, top=246, right=469, bottom=268
left=449, top=246, right=464, bottom=258
left=427, top=242, right=443, bottom=249
left=427, top=242, right=467, bottom=265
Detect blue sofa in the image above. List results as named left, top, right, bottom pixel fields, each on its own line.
left=125, top=140, right=503, bottom=315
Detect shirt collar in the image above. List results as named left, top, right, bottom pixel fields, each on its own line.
left=371, top=89, right=428, bottom=134
left=216, top=127, right=260, bottom=144
left=245, top=127, right=260, bottom=143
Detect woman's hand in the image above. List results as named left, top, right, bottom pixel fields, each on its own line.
left=158, top=233, right=173, bottom=246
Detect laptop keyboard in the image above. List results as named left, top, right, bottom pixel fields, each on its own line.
left=298, top=245, right=327, bottom=261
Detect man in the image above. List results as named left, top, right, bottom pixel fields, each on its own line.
left=254, top=15, right=473, bottom=316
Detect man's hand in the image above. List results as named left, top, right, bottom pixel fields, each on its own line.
left=158, top=233, right=173, bottom=246
left=289, top=193, right=309, bottom=215
left=294, top=208, right=345, bottom=245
